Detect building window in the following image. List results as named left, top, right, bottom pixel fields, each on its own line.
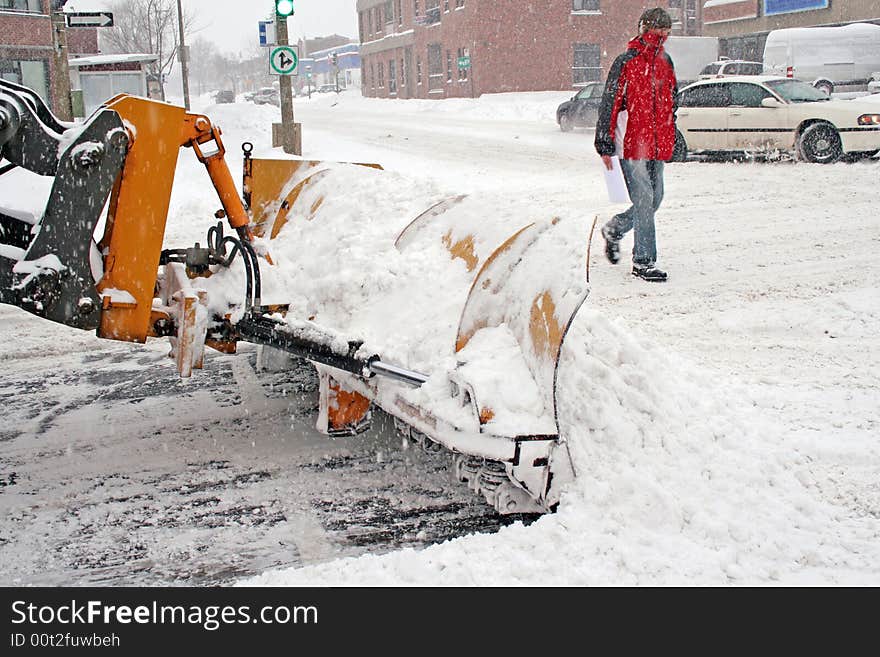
left=416, top=57, right=422, bottom=85
left=572, top=43, right=601, bottom=85
left=389, top=60, right=397, bottom=94
left=414, top=0, right=420, bottom=17
left=444, top=0, right=449, bottom=12
left=397, top=0, right=403, bottom=26
left=0, top=0, right=42, bottom=11
left=456, top=48, right=468, bottom=80
left=0, top=58, right=49, bottom=103
left=370, top=63, right=375, bottom=90
left=400, top=58, right=406, bottom=89
left=446, top=51, right=453, bottom=82
left=572, top=0, right=599, bottom=12
left=455, top=0, right=464, bottom=7
left=374, top=7, right=382, bottom=33
left=378, top=62, right=385, bottom=88
left=384, top=0, right=394, bottom=27
left=427, top=44, right=443, bottom=91
left=425, top=0, right=440, bottom=24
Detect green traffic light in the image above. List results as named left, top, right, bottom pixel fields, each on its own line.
left=276, top=0, right=294, bottom=17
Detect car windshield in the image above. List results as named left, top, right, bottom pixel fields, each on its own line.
left=765, top=79, right=830, bottom=102
left=575, top=86, right=597, bottom=100
left=700, top=64, right=721, bottom=75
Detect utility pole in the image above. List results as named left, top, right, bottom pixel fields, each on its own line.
left=275, top=10, right=300, bottom=155
left=176, top=0, right=190, bottom=110
left=48, top=4, right=74, bottom=121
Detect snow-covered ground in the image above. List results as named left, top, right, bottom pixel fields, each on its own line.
left=2, top=88, right=878, bottom=585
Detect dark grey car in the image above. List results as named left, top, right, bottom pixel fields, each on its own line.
left=214, top=90, right=235, bottom=104
left=556, top=82, right=604, bottom=132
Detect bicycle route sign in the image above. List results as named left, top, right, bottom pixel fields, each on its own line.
left=269, top=46, right=298, bottom=75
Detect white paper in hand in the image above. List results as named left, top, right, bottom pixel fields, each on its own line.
left=603, top=156, right=630, bottom=204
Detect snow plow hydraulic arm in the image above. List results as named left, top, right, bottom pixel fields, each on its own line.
left=0, top=79, right=252, bottom=339
left=235, top=313, right=429, bottom=387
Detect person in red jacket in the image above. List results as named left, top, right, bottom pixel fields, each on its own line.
left=595, top=7, right=677, bottom=282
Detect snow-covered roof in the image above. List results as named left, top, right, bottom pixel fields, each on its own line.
left=68, top=53, right=158, bottom=67
left=62, top=1, right=113, bottom=12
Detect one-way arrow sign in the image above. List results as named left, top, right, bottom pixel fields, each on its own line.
left=66, top=12, right=114, bottom=28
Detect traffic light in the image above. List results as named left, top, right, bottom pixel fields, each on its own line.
left=332, top=52, right=338, bottom=66
left=275, top=0, right=294, bottom=17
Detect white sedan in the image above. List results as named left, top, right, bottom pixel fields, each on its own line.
left=673, top=76, right=880, bottom=163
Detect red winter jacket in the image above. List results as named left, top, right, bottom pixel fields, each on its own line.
left=595, top=34, right=678, bottom=161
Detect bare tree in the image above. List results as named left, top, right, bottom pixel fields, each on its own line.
left=101, top=0, right=197, bottom=99
left=187, top=38, right=221, bottom=96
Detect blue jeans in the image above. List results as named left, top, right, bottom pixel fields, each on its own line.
left=606, top=159, right=664, bottom=266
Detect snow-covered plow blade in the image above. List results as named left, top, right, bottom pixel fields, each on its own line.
left=236, top=157, right=590, bottom=513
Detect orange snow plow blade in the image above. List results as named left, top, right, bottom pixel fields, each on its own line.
left=242, top=153, right=382, bottom=238
left=247, top=159, right=590, bottom=513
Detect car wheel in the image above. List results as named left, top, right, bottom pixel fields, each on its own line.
left=798, top=123, right=842, bottom=163
left=559, top=113, right=574, bottom=132
left=814, top=80, right=833, bottom=96
left=671, top=129, right=688, bottom=162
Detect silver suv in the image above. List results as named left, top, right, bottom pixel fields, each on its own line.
left=698, top=59, right=767, bottom=80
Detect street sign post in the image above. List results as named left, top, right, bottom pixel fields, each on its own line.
left=258, top=21, right=277, bottom=47
left=269, top=45, right=298, bottom=75
left=65, top=12, right=114, bottom=28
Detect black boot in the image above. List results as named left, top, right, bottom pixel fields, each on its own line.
left=601, top=225, right=621, bottom=264
left=632, top=263, right=667, bottom=282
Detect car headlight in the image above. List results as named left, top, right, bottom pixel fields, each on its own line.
left=857, top=114, right=880, bottom=125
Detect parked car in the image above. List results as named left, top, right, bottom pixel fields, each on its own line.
left=317, top=84, right=338, bottom=93
left=252, top=87, right=280, bottom=106
left=868, top=72, right=880, bottom=94
left=214, top=89, right=235, bottom=104
left=556, top=82, right=604, bottom=132
left=698, top=59, right=768, bottom=80
left=243, top=91, right=256, bottom=102
left=673, top=76, right=880, bottom=163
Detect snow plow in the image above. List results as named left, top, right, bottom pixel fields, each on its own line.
left=0, top=81, right=589, bottom=514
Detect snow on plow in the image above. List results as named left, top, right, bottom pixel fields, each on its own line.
left=227, top=156, right=591, bottom=513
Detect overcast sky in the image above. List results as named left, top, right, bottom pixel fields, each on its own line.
left=65, top=0, right=360, bottom=55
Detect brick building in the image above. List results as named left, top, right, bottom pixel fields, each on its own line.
left=0, top=1, right=59, bottom=107
left=357, top=0, right=674, bottom=99
left=703, top=0, right=880, bottom=61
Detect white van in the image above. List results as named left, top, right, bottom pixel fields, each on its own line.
left=664, top=36, right=719, bottom=85
left=762, top=23, right=880, bottom=95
